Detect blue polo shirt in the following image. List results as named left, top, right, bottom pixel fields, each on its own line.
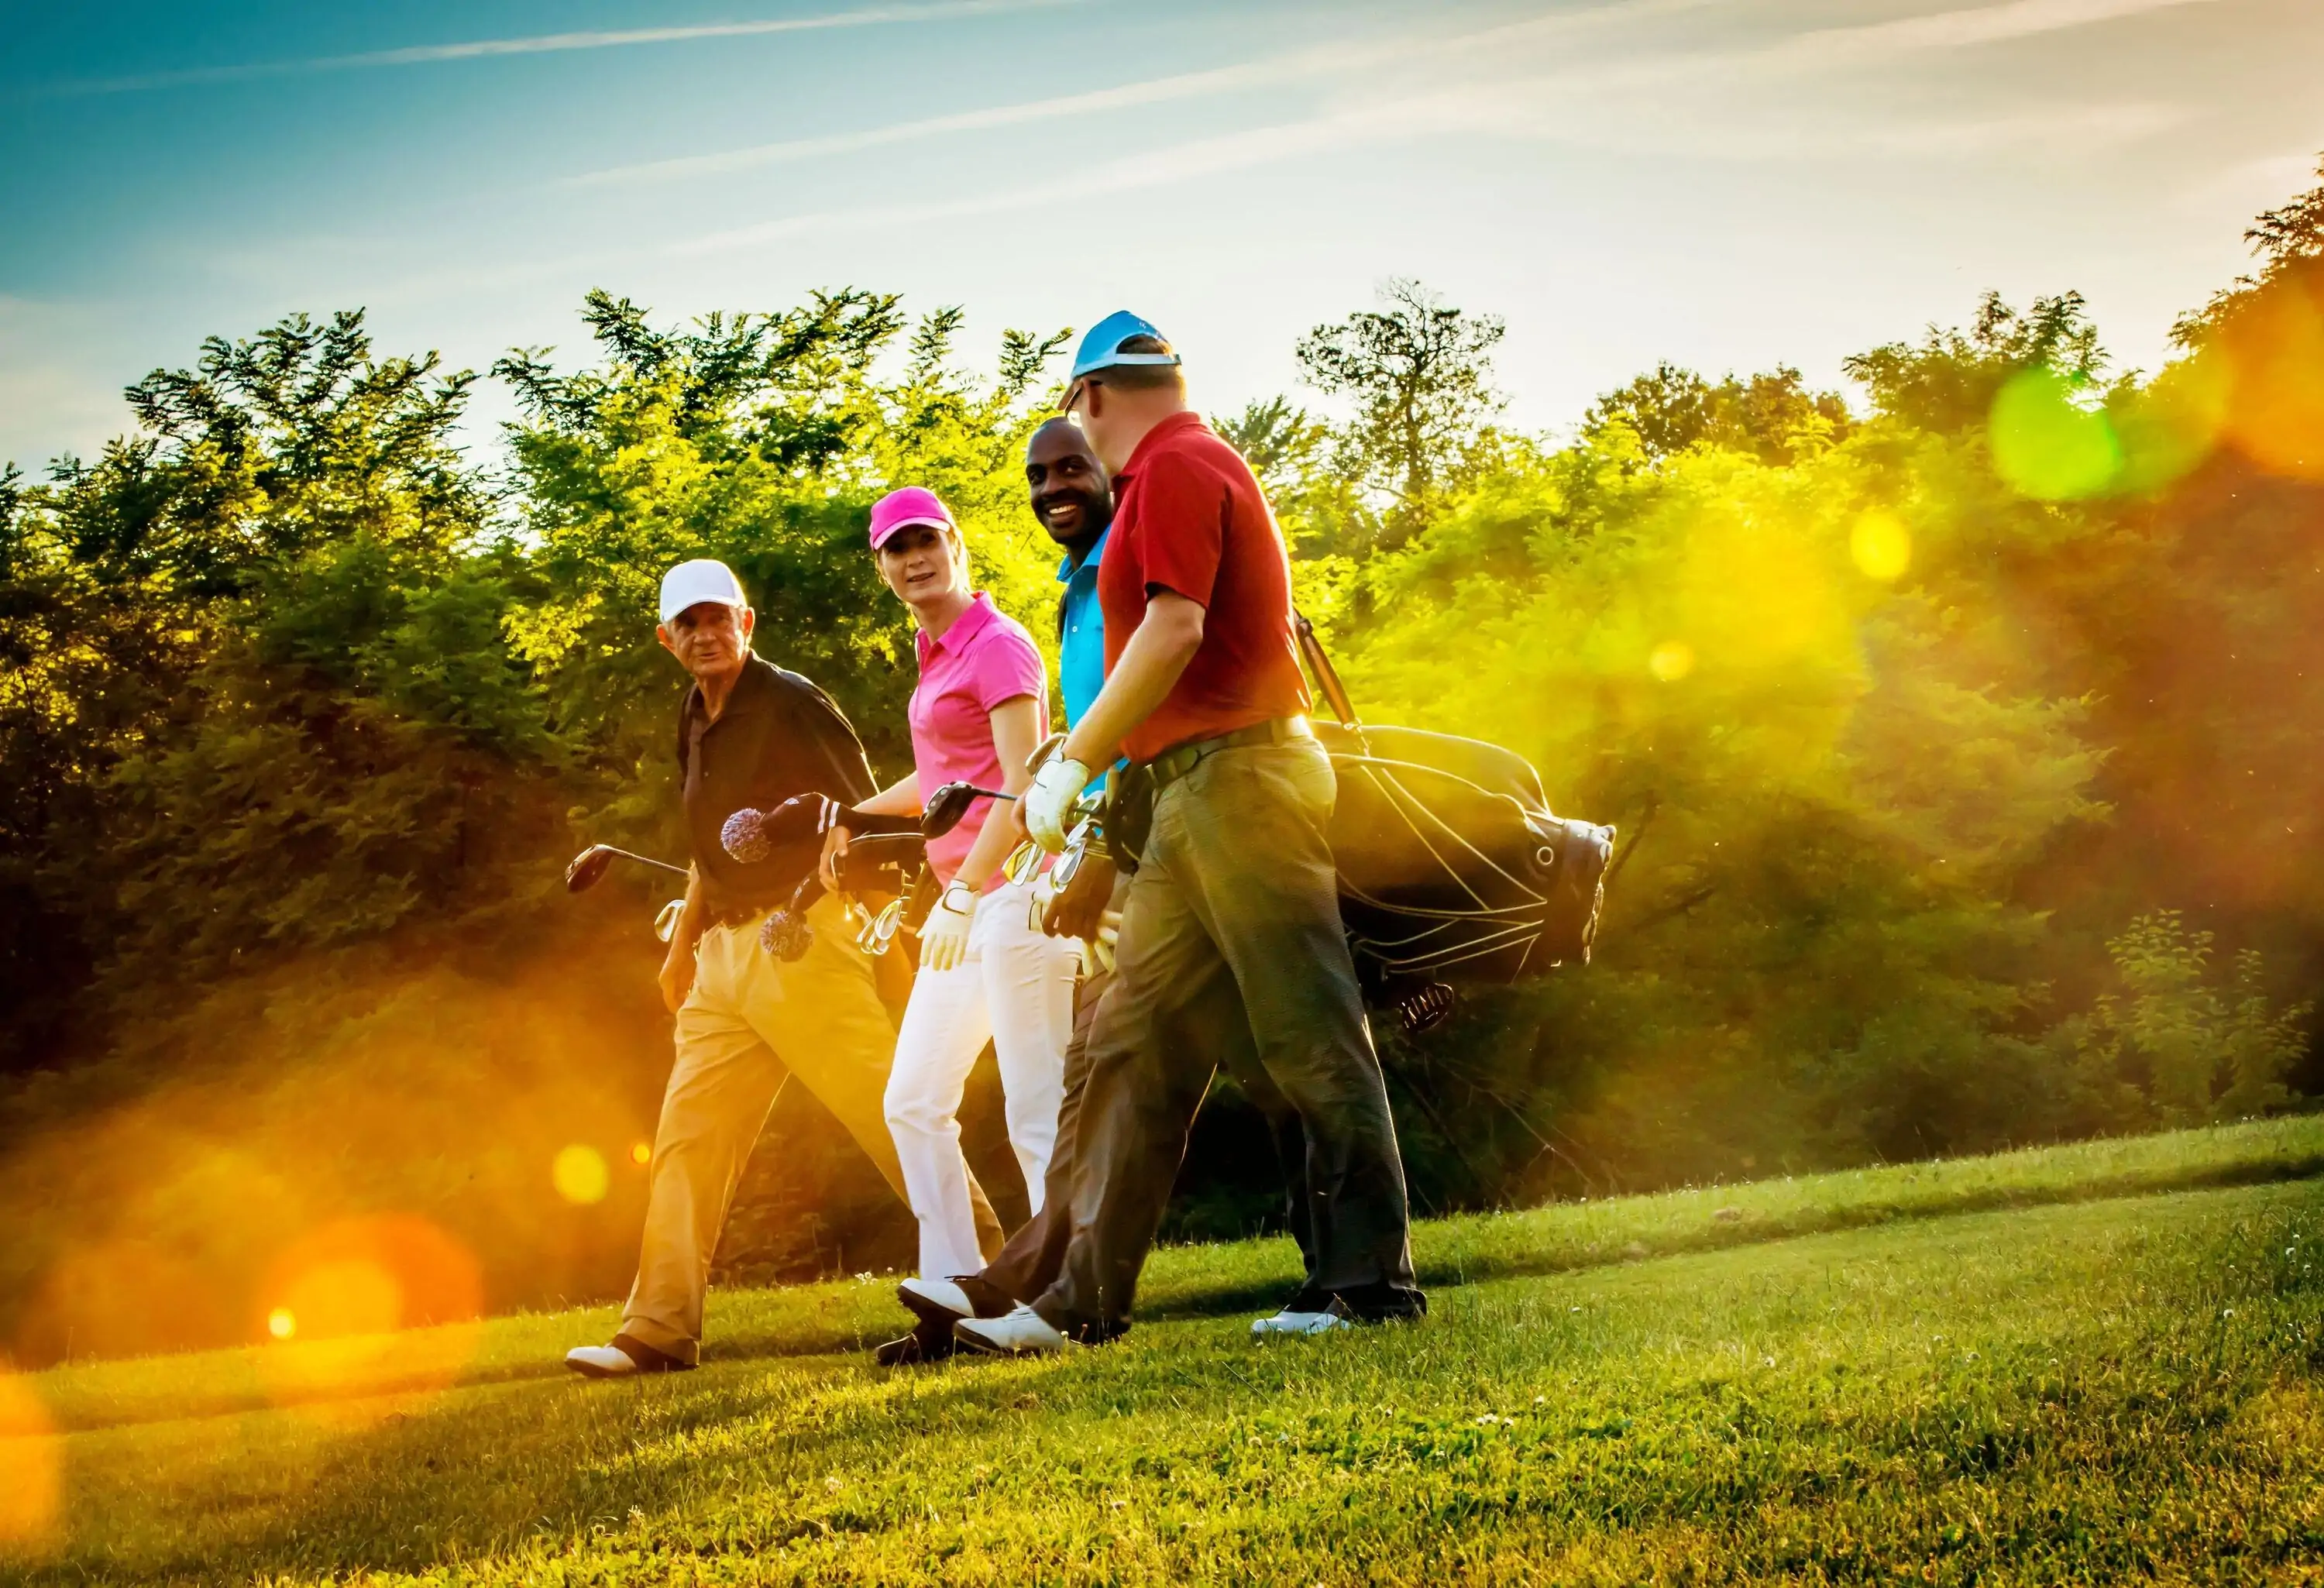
left=1057, top=526, right=1110, bottom=730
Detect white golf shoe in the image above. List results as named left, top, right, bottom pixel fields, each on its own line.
left=897, top=1277, right=975, bottom=1323
left=953, top=1304, right=1068, bottom=1356
left=564, top=1335, right=689, bottom=1378
left=1252, top=1304, right=1352, bottom=1337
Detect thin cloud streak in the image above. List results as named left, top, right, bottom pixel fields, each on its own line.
left=40, top=0, right=1078, bottom=98
left=579, top=0, right=2219, bottom=192
left=570, top=0, right=1729, bottom=187
left=663, top=0, right=2218, bottom=260
left=1783, top=0, right=2223, bottom=62
left=188, top=0, right=2230, bottom=311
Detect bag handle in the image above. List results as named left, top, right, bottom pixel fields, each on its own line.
left=1293, top=610, right=1369, bottom=754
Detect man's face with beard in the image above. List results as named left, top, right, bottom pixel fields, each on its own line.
left=1025, top=418, right=1112, bottom=554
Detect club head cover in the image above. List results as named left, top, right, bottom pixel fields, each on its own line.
left=722, top=796, right=834, bottom=864
left=760, top=908, right=814, bottom=962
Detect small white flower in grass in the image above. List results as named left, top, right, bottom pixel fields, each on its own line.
left=2223, top=1308, right=2236, bottom=1318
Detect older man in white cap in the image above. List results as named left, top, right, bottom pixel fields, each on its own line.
left=566, top=559, right=1001, bottom=1377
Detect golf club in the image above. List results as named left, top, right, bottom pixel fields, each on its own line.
left=565, top=844, right=689, bottom=893
left=920, top=780, right=1014, bottom=841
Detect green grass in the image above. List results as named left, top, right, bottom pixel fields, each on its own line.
left=10, top=1117, right=2324, bottom=1584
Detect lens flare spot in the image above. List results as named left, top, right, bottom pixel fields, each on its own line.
left=0, top=1370, right=60, bottom=1555
left=1648, top=641, right=1696, bottom=682
left=554, top=1144, right=610, bottom=1205
left=2216, top=279, right=2324, bottom=481
left=2114, top=352, right=2229, bottom=493
left=256, top=1215, right=484, bottom=1419
left=630, top=1141, right=653, bottom=1167
left=1850, top=512, right=1912, bottom=582
left=1989, top=366, right=2122, bottom=501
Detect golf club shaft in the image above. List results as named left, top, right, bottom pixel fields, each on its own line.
left=602, top=846, right=690, bottom=877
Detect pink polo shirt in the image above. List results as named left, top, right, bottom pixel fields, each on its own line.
left=909, top=592, right=1047, bottom=886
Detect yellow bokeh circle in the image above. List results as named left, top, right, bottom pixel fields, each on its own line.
left=553, top=1144, right=610, bottom=1205
left=1851, top=512, right=1911, bottom=582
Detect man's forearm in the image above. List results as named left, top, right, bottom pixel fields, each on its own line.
left=676, top=865, right=707, bottom=950
left=1061, top=597, right=1202, bottom=767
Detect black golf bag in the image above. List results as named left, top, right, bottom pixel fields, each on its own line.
left=1295, top=617, right=1614, bottom=1033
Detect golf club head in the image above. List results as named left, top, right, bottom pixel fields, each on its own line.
left=920, top=782, right=983, bottom=841
left=565, top=845, right=617, bottom=894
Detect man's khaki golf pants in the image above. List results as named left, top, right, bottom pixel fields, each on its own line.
left=620, top=893, right=1002, bottom=1365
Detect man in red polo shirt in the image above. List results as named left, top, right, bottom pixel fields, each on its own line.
left=956, top=312, right=1425, bottom=1353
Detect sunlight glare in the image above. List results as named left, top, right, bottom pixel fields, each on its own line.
left=631, top=1141, right=653, bottom=1167
left=1850, top=512, right=1911, bottom=582
left=1648, top=641, right=1696, bottom=682
left=2217, top=280, right=2324, bottom=481
left=554, top=1143, right=610, bottom=1205
left=267, top=1307, right=296, bottom=1340
left=0, top=1370, right=60, bottom=1555
left=1989, top=367, right=2122, bottom=501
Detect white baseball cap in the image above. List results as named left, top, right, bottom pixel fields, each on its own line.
left=658, top=559, right=748, bottom=624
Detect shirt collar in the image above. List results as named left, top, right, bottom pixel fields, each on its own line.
left=685, top=651, right=768, bottom=727
left=1115, top=411, right=1206, bottom=484
left=915, top=590, right=999, bottom=662
left=1056, top=524, right=1111, bottom=585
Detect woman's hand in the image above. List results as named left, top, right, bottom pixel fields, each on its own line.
left=919, top=880, right=976, bottom=972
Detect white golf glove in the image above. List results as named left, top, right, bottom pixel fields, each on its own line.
left=918, top=881, right=976, bottom=972
left=1024, top=756, right=1093, bottom=853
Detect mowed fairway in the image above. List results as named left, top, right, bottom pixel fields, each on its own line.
left=11, top=1119, right=2324, bottom=1585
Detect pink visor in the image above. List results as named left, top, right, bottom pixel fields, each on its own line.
left=868, top=486, right=955, bottom=551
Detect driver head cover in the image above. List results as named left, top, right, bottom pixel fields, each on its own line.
left=1067, top=310, right=1181, bottom=385
left=658, top=559, right=747, bottom=624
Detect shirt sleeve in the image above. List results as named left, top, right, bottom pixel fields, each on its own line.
left=973, top=627, right=1046, bottom=713
left=783, top=672, right=879, bottom=804
left=1130, top=450, right=1228, bottom=608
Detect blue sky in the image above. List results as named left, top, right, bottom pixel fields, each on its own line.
left=2, top=0, right=2319, bottom=471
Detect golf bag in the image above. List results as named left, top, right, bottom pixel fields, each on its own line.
left=1294, top=617, right=1614, bottom=1033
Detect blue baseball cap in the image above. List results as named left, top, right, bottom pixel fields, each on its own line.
left=1067, top=310, right=1181, bottom=387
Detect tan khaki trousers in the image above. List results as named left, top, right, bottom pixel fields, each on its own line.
left=620, top=894, right=1002, bottom=1364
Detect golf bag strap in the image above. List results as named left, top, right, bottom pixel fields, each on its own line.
left=1293, top=610, right=1367, bottom=751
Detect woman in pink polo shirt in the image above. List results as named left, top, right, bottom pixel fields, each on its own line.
left=827, top=486, right=1077, bottom=1293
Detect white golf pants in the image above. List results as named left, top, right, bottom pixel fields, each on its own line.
left=885, top=873, right=1078, bottom=1281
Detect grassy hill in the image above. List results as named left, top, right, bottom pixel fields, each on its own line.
left=7, top=1118, right=2324, bottom=1584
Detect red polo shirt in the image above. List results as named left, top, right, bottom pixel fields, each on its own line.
left=1098, top=411, right=1311, bottom=765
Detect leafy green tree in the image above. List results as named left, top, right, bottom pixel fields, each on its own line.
left=1843, top=291, right=2105, bottom=433
left=1294, top=278, right=1507, bottom=546
left=1583, top=363, right=1851, bottom=466
left=496, top=290, right=1072, bottom=827
left=1212, top=396, right=1366, bottom=559
left=2058, top=912, right=2309, bottom=1125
